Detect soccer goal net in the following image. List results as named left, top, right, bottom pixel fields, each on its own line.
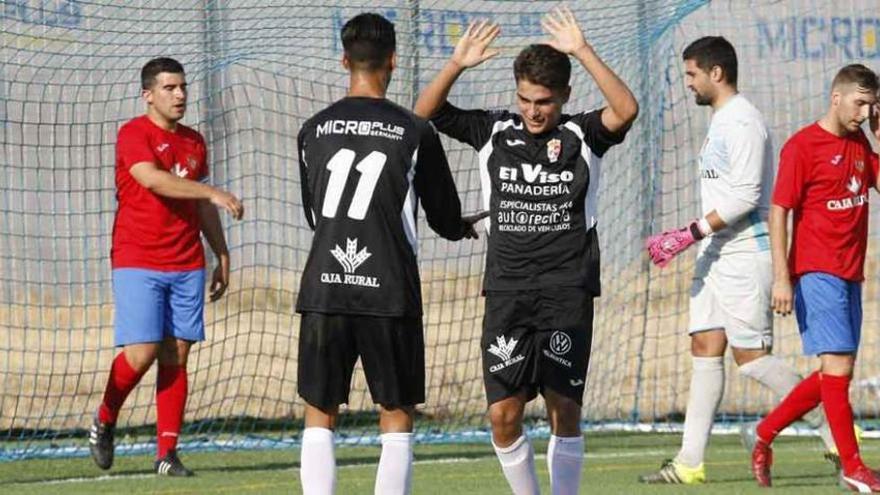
left=2, top=0, right=879, bottom=460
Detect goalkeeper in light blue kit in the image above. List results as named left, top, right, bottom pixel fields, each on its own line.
left=639, top=36, right=838, bottom=485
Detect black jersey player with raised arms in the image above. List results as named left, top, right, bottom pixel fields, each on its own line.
left=415, top=7, right=638, bottom=494
left=295, top=12, right=479, bottom=495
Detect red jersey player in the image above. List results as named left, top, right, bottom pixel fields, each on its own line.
left=749, top=64, right=880, bottom=491
left=89, top=57, right=243, bottom=476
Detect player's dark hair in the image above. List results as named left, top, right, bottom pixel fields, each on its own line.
left=832, top=64, right=879, bottom=93
left=513, top=44, right=571, bottom=93
left=341, top=13, right=396, bottom=71
left=141, top=57, right=185, bottom=90
left=682, top=36, right=738, bottom=86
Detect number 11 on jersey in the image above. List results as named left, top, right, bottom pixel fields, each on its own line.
left=321, top=148, right=387, bottom=220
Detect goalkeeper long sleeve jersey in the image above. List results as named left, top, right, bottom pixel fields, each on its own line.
left=697, top=94, right=774, bottom=256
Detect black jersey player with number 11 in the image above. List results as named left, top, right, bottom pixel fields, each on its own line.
left=294, top=12, right=481, bottom=495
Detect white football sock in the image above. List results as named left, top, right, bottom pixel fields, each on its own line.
left=375, top=432, right=414, bottom=495
left=738, top=354, right=800, bottom=397
left=548, top=434, right=584, bottom=495
left=493, top=434, right=540, bottom=495
left=815, top=421, right=837, bottom=452
left=676, top=356, right=724, bottom=468
left=301, top=427, right=336, bottom=495
left=738, top=355, right=835, bottom=450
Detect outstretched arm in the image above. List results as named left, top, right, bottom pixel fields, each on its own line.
left=543, top=6, right=638, bottom=132
left=413, top=124, right=479, bottom=241
left=129, top=162, right=244, bottom=219
left=414, top=20, right=500, bottom=118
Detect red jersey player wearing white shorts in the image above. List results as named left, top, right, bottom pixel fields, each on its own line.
left=89, top=58, right=243, bottom=476
left=750, top=65, right=880, bottom=491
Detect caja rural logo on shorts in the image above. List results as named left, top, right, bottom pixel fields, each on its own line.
left=487, top=335, right=525, bottom=373
left=320, top=238, right=381, bottom=288
left=543, top=331, right=572, bottom=368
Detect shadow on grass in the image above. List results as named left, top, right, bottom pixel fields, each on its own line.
left=712, top=470, right=837, bottom=487
left=4, top=448, right=497, bottom=485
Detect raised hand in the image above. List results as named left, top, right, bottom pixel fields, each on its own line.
left=451, top=20, right=501, bottom=69
left=542, top=6, right=590, bottom=55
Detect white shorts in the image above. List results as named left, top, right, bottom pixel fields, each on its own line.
left=688, top=249, right=773, bottom=350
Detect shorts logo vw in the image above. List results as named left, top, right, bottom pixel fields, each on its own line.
left=549, top=331, right=571, bottom=356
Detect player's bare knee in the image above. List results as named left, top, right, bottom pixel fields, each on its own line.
left=820, top=353, right=855, bottom=377
left=379, top=405, right=414, bottom=433
left=731, top=347, right=768, bottom=366
left=690, top=330, right=726, bottom=357
left=157, top=338, right=191, bottom=367
left=304, top=403, right=338, bottom=429
left=488, top=401, right=524, bottom=444
left=379, top=404, right=414, bottom=417
left=122, top=343, right=159, bottom=372
left=488, top=407, right=519, bottom=429
left=124, top=354, right=156, bottom=373
left=490, top=423, right=523, bottom=447
left=545, top=391, right=581, bottom=436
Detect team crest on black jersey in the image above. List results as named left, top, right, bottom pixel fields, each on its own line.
left=321, top=238, right=381, bottom=288
left=547, top=138, right=561, bottom=163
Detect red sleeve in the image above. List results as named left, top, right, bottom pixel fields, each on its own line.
left=772, top=138, right=807, bottom=209
left=869, top=140, right=879, bottom=189
left=197, top=132, right=209, bottom=182
left=116, top=123, right=156, bottom=170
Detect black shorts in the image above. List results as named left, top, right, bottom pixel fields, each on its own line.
left=482, top=288, right=594, bottom=406
left=297, top=312, right=425, bottom=409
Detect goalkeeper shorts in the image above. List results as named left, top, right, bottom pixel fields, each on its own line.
left=297, top=312, right=424, bottom=409
left=688, top=250, right=772, bottom=350
left=481, top=287, right=593, bottom=406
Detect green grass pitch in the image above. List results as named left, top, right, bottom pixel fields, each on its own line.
left=2, top=432, right=871, bottom=494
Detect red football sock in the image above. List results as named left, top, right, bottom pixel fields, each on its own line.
left=756, top=371, right=821, bottom=443
left=156, top=364, right=188, bottom=459
left=821, top=373, right=864, bottom=474
left=98, top=352, right=147, bottom=424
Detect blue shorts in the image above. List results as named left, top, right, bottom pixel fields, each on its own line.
left=112, top=268, right=206, bottom=346
left=795, top=272, right=861, bottom=356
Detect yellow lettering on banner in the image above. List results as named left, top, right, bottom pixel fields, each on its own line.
left=864, top=28, right=877, bottom=53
